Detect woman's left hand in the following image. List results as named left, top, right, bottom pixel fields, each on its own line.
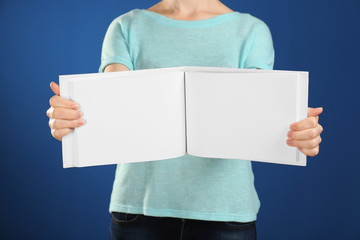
left=286, top=107, right=324, bottom=156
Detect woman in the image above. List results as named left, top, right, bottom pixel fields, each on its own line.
left=46, top=0, right=324, bottom=239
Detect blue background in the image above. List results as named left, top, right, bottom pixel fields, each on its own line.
left=1, top=0, right=359, bottom=239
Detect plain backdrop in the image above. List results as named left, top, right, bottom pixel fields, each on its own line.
left=0, top=0, right=359, bottom=239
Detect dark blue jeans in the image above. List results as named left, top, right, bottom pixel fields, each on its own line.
left=110, top=211, right=257, bottom=240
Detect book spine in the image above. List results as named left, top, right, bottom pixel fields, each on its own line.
left=296, top=72, right=309, bottom=166
left=69, top=81, right=80, bottom=167
left=184, top=71, right=188, bottom=154
left=59, top=78, right=76, bottom=168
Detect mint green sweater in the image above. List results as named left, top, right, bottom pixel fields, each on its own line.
left=99, top=8, right=274, bottom=222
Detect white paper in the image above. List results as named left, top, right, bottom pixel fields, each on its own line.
left=185, top=71, right=308, bottom=166
left=60, top=71, right=186, bottom=168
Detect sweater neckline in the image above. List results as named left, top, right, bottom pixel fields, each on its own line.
left=135, top=9, right=239, bottom=27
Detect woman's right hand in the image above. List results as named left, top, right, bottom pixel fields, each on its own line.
left=46, top=82, right=85, bottom=141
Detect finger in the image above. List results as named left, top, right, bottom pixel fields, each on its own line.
left=50, top=82, right=60, bottom=96
left=319, top=124, right=323, bottom=134
left=290, top=116, right=318, bottom=131
left=308, top=107, right=323, bottom=117
left=287, top=124, right=323, bottom=140
left=49, top=118, right=85, bottom=129
left=287, top=135, right=322, bottom=149
left=46, top=107, right=53, bottom=118
left=51, top=128, right=74, bottom=141
left=49, top=107, right=82, bottom=120
left=49, top=95, right=78, bottom=109
left=298, top=146, right=320, bottom=157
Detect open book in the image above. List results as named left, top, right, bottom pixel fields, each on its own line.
left=59, top=66, right=308, bottom=168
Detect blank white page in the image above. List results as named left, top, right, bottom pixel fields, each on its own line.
left=60, top=71, right=186, bottom=168
left=185, top=71, right=308, bottom=166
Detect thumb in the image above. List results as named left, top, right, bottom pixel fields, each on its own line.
left=50, top=81, right=60, bottom=96
left=308, top=107, right=323, bottom=117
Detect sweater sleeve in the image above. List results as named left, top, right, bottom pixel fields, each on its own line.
left=98, top=17, right=134, bottom=73
left=243, top=20, right=275, bottom=70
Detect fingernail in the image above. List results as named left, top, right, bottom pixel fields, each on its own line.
left=291, top=125, right=296, bottom=131
left=72, top=104, right=78, bottom=109
left=287, top=131, right=292, bottom=138
left=78, top=119, right=84, bottom=125
left=287, top=139, right=294, bottom=144
left=77, top=111, right=82, bottom=118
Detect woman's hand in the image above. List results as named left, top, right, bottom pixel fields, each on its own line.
left=46, top=82, right=85, bottom=141
left=286, top=107, right=324, bottom=157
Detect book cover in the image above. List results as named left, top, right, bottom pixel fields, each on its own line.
left=59, top=66, right=308, bottom=168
